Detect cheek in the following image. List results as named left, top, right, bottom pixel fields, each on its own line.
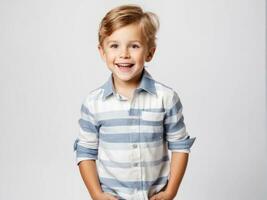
left=135, top=54, right=147, bottom=63
left=132, top=50, right=146, bottom=60
left=105, top=52, right=116, bottom=61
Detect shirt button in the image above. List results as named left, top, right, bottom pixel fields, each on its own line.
left=133, top=163, right=139, bottom=167
left=132, top=144, right=138, bottom=148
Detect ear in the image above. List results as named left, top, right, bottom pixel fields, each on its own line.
left=145, top=47, right=156, bottom=62
left=98, top=44, right=106, bottom=61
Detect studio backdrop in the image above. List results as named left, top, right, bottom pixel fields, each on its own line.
left=0, top=0, right=266, bottom=200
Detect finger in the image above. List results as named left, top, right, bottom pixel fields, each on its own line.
left=149, top=196, right=154, bottom=200
left=150, top=195, right=158, bottom=200
left=107, top=196, right=118, bottom=200
left=154, top=193, right=163, bottom=200
left=108, top=196, right=118, bottom=200
left=106, top=194, right=119, bottom=200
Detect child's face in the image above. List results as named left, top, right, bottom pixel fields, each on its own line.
left=98, top=23, right=156, bottom=87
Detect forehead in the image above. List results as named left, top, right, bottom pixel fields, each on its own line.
left=104, top=23, right=146, bottom=44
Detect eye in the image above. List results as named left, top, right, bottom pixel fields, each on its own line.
left=110, top=44, right=118, bottom=48
left=131, top=44, right=140, bottom=49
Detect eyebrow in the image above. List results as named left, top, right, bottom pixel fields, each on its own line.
left=106, top=40, right=142, bottom=44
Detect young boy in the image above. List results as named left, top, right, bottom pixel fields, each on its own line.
left=73, top=4, right=196, bottom=200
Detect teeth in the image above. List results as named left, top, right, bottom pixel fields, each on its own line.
left=116, top=64, right=133, bottom=67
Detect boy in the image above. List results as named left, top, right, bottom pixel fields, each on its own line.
left=73, top=4, right=196, bottom=200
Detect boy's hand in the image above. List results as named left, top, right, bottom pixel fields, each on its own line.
left=149, top=191, right=174, bottom=200
left=93, top=192, right=119, bottom=200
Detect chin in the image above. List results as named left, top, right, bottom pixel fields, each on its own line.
left=116, top=75, right=134, bottom=81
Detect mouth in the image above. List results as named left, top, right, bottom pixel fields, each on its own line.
left=115, top=63, right=135, bottom=68
left=115, top=63, right=135, bottom=72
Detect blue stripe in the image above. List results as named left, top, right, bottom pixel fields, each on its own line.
left=165, top=100, right=182, bottom=117
left=81, top=104, right=94, bottom=117
left=99, top=155, right=169, bottom=168
left=79, top=119, right=98, bottom=133
left=128, top=108, right=164, bottom=116
left=100, top=132, right=163, bottom=143
left=73, top=138, right=79, bottom=151
left=168, top=136, right=196, bottom=150
left=75, top=144, right=98, bottom=159
left=164, top=116, right=185, bottom=133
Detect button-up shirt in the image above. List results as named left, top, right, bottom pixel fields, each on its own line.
left=73, top=68, right=196, bottom=200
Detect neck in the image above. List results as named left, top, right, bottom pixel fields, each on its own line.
left=112, top=70, right=144, bottom=92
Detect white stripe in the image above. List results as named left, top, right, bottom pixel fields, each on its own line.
left=78, top=128, right=98, bottom=149
left=81, top=112, right=97, bottom=125
left=100, top=125, right=163, bottom=134
left=97, top=160, right=170, bottom=182
left=96, top=111, right=138, bottom=121
left=98, top=142, right=168, bottom=163
left=99, top=140, right=164, bottom=150
left=166, top=130, right=188, bottom=142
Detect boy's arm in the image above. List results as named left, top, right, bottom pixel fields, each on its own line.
left=79, top=160, right=118, bottom=200
left=78, top=160, right=103, bottom=199
left=150, top=152, right=189, bottom=200
left=150, top=90, right=196, bottom=199
left=74, top=100, right=118, bottom=200
left=164, top=152, right=189, bottom=199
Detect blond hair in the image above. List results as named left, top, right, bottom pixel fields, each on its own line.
left=98, top=4, right=159, bottom=49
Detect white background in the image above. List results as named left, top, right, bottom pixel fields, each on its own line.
left=0, top=0, right=266, bottom=199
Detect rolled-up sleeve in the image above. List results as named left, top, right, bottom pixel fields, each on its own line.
left=164, top=91, right=196, bottom=153
left=73, top=99, right=99, bottom=165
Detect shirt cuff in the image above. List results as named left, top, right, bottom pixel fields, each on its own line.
left=73, top=139, right=98, bottom=165
left=168, top=136, right=196, bottom=152
left=171, top=149, right=191, bottom=154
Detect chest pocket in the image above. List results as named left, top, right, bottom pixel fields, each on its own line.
left=141, top=111, right=165, bottom=142
left=141, top=111, right=165, bottom=122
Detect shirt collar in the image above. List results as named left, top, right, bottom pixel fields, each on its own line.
left=101, top=68, right=157, bottom=101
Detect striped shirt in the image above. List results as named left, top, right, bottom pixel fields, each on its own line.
left=73, top=68, right=196, bottom=200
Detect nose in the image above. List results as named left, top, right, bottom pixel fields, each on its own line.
left=119, top=47, right=130, bottom=58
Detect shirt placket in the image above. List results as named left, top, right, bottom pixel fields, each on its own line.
left=128, top=90, right=143, bottom=195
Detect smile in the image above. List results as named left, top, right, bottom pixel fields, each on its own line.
left=115, top=63, right=134, bottom=72
left=116, top=63, right=134, bottom=68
